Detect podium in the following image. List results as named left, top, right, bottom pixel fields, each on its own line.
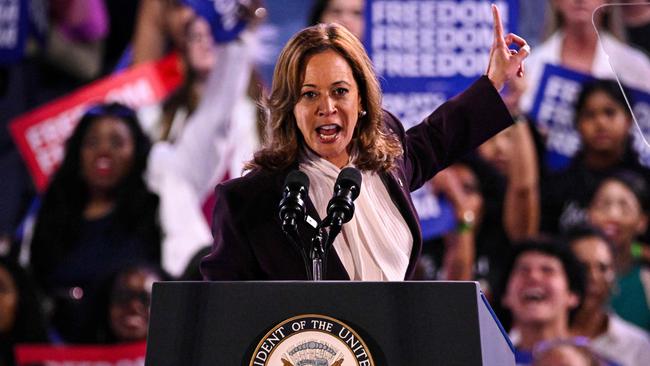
left=145, top=281, right=514, bottom=365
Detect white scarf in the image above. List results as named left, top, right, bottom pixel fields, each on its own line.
left=299, top=149, right=412, bottom=280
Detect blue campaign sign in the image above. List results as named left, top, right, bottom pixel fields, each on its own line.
left=414, top=191, right=457, bottom=240
left=0, top=0, right=28, bottom=64
left=365, top=0, right=519, bottom=240
left=182, top=0, right=247, bottom=43
left=366, top=0, right=519, bottom=125
left=529, top=64, right=594, bottom=171
left=529, top=64, right=650, bottom=171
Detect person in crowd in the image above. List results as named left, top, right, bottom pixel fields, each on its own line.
left=308, top=0, right=365, bottom=40
left=567, top=225, right=650, bottom=366
left=426, top=120, right=540, bottom=287
left=497, top=239, right=585, bottom=366
left=532, top=338, right=605, bottom=366
left=145, top=15, right=220, bottom=142
left=414, top=68, right=540, bottom=288
left=141, top=14, right=264, bottom=180
left=0, top=258, right=49, bottom=366
left=431, top=163, right=483, bottom=282
left=587, top=171, right=650, bottom=331
left=442, top=95, right=540, bottom=294
left=29, top=103, right=162, bottom=343
left=0, top=1, right=112, bottom=253
left=131, top=0, right=196, bottom=65
left=131, top=0, right=265, bottom=65
left=26, top=26, right=254, bottom=341
left=96, top=264, right=169, bottom=343
left=540, top=79, right=650, bottom=235
left=479, top=76, right=541, bottom=243
left=200, top=5, right=529, bottom=280
left=135, top=9, right=266, bottom=228
left=519, top=0, right=650, bottom=113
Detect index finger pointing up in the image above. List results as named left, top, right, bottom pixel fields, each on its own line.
left=492, top=4, right=506, bottom=46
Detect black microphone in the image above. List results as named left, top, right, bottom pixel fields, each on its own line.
left=323, top=167, right=362, bottom=228
left=279, top=170, right=310, bottom=233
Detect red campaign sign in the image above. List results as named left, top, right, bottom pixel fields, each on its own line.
left=8, top=54, right=182, bottom=192
left=14, top=341, right=147, bottom=366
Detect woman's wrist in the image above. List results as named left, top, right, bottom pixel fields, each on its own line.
left=456, top=210, right=476, bottom=234
left=487, top=73, right=505, bottom=92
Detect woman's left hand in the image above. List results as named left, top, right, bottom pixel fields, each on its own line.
left=486, top=4, right=530, bottom=91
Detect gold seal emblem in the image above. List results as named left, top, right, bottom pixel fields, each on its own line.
left=249, top=314, right=374, bottom=366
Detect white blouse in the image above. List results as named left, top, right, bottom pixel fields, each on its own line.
left=300, top=151, right=412, bottom=280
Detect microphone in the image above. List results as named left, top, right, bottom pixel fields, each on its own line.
left=323, top=167, right=362, bottom=228
left=278, top=170, right=310, bottom=233
left=279, top=170, right=312, bottom=279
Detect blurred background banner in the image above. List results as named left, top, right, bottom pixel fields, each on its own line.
left=530, top=64, right=650, bottom=171
left=365, top=0, right=519, bottom=240
left=8, top=54, right=182, bottom=191
left=367, top=0, right=519, bottom=125
left=530, top=64, right=593, bottom=171
left=15, top=341, right=146, bottom=366
left=0, top=0, right=46, bottom=65
left=0, top=0, right=29, bottom=64
left=181, top=0, right=247, bottom=43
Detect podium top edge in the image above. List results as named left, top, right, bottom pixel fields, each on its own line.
left=153, top=280, right=481, bottom=284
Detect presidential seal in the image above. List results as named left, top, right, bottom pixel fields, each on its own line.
left=249, top=314, right=374, bottom=366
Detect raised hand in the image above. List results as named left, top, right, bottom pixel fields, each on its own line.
left=486, top=4, right=530, bottom=91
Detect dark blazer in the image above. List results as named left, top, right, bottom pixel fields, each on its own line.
left=201, top=76, right=513, bottom=280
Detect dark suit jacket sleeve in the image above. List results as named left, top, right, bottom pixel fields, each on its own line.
left=395, top=75, right=513, bottom=191
left=200, top=183, right=260, bottom=280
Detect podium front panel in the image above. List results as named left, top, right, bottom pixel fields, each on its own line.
left=146, top=281, right=513, bottom=365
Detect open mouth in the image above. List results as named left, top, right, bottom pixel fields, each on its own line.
left=316, top=124, right=341, bottom=143
left=600, top=224, right=620, bottom=240
left=521, top=287, right=548, bottom=304
left=95, top=156, right=114, bottom=176
left=121, top=314, right=147, bottom=329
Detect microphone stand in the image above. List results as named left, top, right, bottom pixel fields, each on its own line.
left=309, top=228, right=328, bottom=281
left=310, top=215, right=345, bottom=281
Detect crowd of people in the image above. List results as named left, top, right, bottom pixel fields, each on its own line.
left=1, top=1, right=650, bottom=366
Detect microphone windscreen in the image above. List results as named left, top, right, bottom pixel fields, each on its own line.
left=336, top=167, right=362, bottom=199
left=285, top=170, right=310, bottom=191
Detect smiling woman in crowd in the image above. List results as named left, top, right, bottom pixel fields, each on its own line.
left=29, top=103, right=161, bottom=343
left=587, top=170, right=650, bottom=332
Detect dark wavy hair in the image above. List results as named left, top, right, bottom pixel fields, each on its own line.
left=247, top=23, right=402, bottom=172
left=595, top=169, right=650, bottom=214
left=574, top=79, right=633, bottom=127
left=30, top=103, right=161, bottom=285
left=564, top=224, right=616, bottom=257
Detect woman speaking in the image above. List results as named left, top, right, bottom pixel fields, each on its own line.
left=201, top=5, right=529, bottom=281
